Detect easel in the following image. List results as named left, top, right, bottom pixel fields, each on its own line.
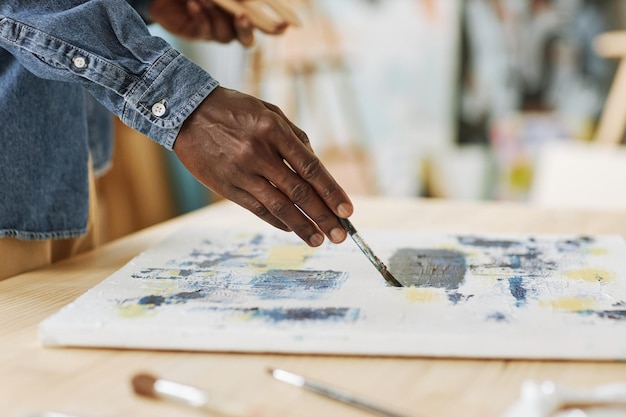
left=593, top=31, right=626, bottom=145
left=530, top=31, right=626, bottom=208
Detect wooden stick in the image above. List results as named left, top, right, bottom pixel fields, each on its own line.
left=210, top=0, right=248, bottom=16
left=594, top=31, right=626, bottom=59
left=210, top=0, right=299, bottom=33
left=593, top=58, right=626, bottom=145
left=262, top=0, right=302, bottom=26
left=243, top=0, right=287, bottom=33
left=592, top=31, right=626, bottom=145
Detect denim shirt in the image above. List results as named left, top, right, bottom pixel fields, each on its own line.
left=0, top=0, right=219, bottom=240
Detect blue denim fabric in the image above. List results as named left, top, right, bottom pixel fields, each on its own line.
left=0, top=0, right=219, bottom=239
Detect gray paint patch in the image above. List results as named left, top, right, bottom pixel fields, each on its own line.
left=389, top=249, right=467, bottom=289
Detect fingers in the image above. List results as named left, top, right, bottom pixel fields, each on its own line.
left=234, top=14, right=255, bottom=47
left=174, top=87, right=353, bottom=247
left=225, top=187, right=292, bottom=232
left=263, top=162, right=350, bottom=245
left=255, top=107, right=354, bottom=244
left=221, top=128, right=350, bottom=245
left=151, top=0, right=296, bottom=44
left=270, top=117, right=354, bottom=222
left=194, top=0, right=237, bottom=42
left=221, top=153, right=346, bottom=246
left=185, top=0, right=213, bottom=39
left=205, top=4, right=238, bottom=43
left=236, top=176, right=329, bottom=247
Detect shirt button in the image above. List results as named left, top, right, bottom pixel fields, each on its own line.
left=72, top=56, right=87, bottom=69
left=151, top=100, right=167, bottom=117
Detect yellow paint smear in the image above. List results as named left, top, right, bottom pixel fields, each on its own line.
left=233, top=310, right=255, bottom=321
left=587, top=247, right=608, bottom=256
left=564, top=268, right=615, bottom=283
left=404, top=287, right=446, bottom=303
left=259, top=244, right=317, bottom=272
left=540, top=296, right=597, bottom=312
left=163, top=269, right=184, bottom=277
left=118, top=304, right=156, bottom=318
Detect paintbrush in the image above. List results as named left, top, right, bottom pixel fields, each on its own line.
left=131, top=373, right=263, bottom=417
left=338, top=218, right=403, bottom=287
left=268, top=368, right=411, bottom=417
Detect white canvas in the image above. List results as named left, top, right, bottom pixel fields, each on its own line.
left=40, top=227, right=626, bottom=360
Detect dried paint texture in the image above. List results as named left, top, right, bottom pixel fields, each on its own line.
left=121, top=268, right=348, bottom=308
left=241, top=307, right=360, bottom=323
left=389, top=249, right=466, bottom=289
left=564, top=268, right=615, bottom=283
left=39, top=228, right=626, bottom=359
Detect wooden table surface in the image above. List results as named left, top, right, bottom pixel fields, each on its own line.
left=2, top=196, right=626, bottom=417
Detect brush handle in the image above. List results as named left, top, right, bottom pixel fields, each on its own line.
left=153, top=378, right=260, bottom=417
left=338, top=218, right=403, bottom=287
left=303, top=380, right=411, bottom=417
left=271, top=368, right=410, bottom=417
left=338, top=218, right=381, bottom=268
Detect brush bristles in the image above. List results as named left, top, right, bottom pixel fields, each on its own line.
left=132, top=373, right=158, bottom=397
left=382, top=268, right=403, bottom=287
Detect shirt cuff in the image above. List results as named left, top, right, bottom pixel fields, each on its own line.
left=121, top=49, right=220, bottom=150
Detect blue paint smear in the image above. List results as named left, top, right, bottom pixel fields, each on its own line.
left=508, top=277, right=527, bottom=307
left=448, top=292, right=462, bottom=304
left=132, top=268, right=201, bottom=279
left=508, top=255, right=521, bottom=269
left=181, top=249, right=254, bottom=268
left=457, top=236, right=520, bottom=249
left=555, top=236, right=594, bottom=252
left=506, top=248, right=552, bottom=272
left=138, top=295, right=166, bottom=306
left=487, top=312, right=508, bottom=322
left=246, top=307, right=360, bottom=322
left=592, top=310, right=626, bottom=321
left=447, top=292, right=474, bottom=304
left=577, top=309, right=626, bottom=321
left=125, top=269, right=347, bottom=309
left=468, top=243, right=557, bottom=278
left=137, top=290, right=204, bottom=307
left=250, top=234, right=264, bottom=245
left=250, top=270, right=347, bottom=300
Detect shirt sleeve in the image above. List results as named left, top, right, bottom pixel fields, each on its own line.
left=0, top=0, right=219, bottom=149
left=126, top=0, right=153, bottom=24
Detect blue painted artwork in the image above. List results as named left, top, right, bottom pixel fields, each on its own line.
left=39, top=228, right=626, bottom=360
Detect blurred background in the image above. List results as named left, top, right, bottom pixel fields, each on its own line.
left=97, top=0, right=626, bottom=242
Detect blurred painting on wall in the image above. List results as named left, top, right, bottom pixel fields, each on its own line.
left=457, top=0, right=623, bottom=200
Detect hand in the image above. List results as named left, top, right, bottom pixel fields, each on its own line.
left=173, top=87, right=354, bottom=247
left=150, top=0, right=255, bottom=46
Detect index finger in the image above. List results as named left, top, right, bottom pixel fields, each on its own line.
left=234, top=14, right=255, bottom=47
left=280, top=138, right=354, bottom=220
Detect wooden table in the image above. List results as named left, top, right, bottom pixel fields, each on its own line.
left=2, top=196, right=626, bottom=417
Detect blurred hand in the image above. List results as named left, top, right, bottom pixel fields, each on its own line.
left=150, top=0, right=255, bottom=46
left=174, top=86, right=354, bottom=247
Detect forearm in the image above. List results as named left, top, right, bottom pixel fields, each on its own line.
left=0, top=0, right=218, bottom=148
